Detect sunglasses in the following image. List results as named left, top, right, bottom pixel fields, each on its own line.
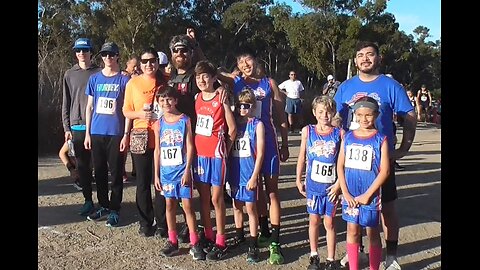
left=172, top=47, right=189, bottom=54
left=140, top=58, right=158, bottom=64
left=289, top=73, right=296, bottom=76
left=74, top=48, right=90, bottom=53
left=237, top=103, right=253, bottom=110
left=100, top=52, right=117, bottom=58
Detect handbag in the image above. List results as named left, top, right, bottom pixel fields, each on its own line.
left=129, top=86, right=158, bottom=155
left=129, top=128, right=149, bottom=154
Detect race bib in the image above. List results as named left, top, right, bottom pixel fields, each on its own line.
left=161, top=146, right=182, bottom=166
left=152, top=101, right=163, bottom=120
left=421, top=95, right=428, bottom=102
left=253, top=100, right=262, bottom=118
left=349, top=112, right=360, bottom=130
left=345, top=144, right=373, bottom=171
left=196, top=114, right=214, bottom=136
left=310, top=160, right=336, bottom=183
left=232, top=137, right=251, bottom=157
left=96, top=97, right=116, bottom=115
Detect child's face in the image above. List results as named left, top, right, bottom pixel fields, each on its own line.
left=195, top=72, right=215, bottom=92
left=312, top=103, right=334, bottom=126
left=354, top=107, right=377, bottom=129
left=407, top=91, right=413, bottom=98
left=158, top=96, right=177, bottom=113
left=237, top=102, right=254, bottom=117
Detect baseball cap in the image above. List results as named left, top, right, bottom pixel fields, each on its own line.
left=99, top=42, right=120, bottom=54
left=327, top=75, right=334, bottom=80
left=73, top=38, right=92, bottom=50
left=169, top=35, right=193, bottom=50
left=157, top=51, right=169, bottom=65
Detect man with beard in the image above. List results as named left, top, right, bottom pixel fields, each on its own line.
left=334, top=41, right=416, bottom=270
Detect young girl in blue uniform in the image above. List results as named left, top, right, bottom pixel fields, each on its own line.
left=337, top=96, right=391, bottom=270
left=296, top=96, right=342, bottom=270
left=228, top=88, right=265, bottom=263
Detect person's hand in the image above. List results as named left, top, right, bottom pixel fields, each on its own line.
left=181, top=171, right=192, bottom=186
left=154, top=177, right=162, bottom=191
left=342, top=192, right=357, bottom=208
left=65, top=131, right=72, bottom=142
left=83, top=135, right=91, bottom=150
left=215, top=86, right=227, bottom=104
left=326, top=182, right=340, bottom=202
left=279, top=145, right=289, bottom=162
left=355, top=193, right=371, bottom=206
left=246, top=176, right=257, bottom=191
left=296, top=180, right=306, bottom=197
left=120, top=135, right=129, bottom=152
left=186, top=28, right=196, bottom=41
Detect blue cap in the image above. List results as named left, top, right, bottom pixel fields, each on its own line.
left=73, top=38, right=92, bottom=50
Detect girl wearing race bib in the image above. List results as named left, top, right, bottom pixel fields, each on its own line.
left=193, top=60, right=237, bottom=260
left=227, top=89, right=265, bottom=263
left=296, top=96, right=343, bottom=270
left=337, top=96, right=390, bottom=270
left=153, top=87, right=203, bottom=260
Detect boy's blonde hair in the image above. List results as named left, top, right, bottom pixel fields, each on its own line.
left=311, top=95, right=337, bottom=114
left=237, top=87, right=257, bottom=108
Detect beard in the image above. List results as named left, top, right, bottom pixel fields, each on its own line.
left=172, top=56, right=191, bottom=70
left=356, top=60, right=379, bottom=74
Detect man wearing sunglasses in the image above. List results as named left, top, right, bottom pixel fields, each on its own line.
left=62, top=38, right=102, bottom=216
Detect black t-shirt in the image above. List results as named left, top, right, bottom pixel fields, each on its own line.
left=168, top=68, right=199, bottom=129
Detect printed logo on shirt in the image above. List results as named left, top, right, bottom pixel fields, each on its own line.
left=308, top=140, right=336, bottom=158
left=96, top=84, right=120, bottom=92
left=160, top=129, right=183, bottom=146
left=253, top=87, right=266, bottom=100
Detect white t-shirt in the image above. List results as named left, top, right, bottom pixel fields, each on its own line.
left=278, top=79, right=304, bottom=99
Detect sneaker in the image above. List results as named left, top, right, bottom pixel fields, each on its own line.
left=206, top=244, right=228, bottom=261
left=324, top=260, right=340, bottom=270
left=106, top=210, right=119, bottom=227
left=122, top=173, right=129, bottom=183
left=202, top=238, right=215, bottom=254
left=227, top=235, right=246, bottom=249
left=246, top=246, right=260, bottom=263
left=138, top=225, right=155, bottom=237
left=79, top=201, right=94, bottom=216
left=161, top=241, right=179, bottom=257
left=394, top=162, right=405, bottom=171
left=178, top=223, right=190, bottom=244
left=268, top=242, right=284, bottom=265
left=340, top=251, right=369, bottom=267
left=257, top=232, right=272, bottom=248
left=384, top=259, right=401, bottom=270
left=73, top=180, right=83, bottom=191
left=189, top=242, right=206, bottom=260
left=87, top=207, right=110, bottom=221
left=307, top=255, right=320, bottom=270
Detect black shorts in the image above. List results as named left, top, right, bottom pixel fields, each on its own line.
left=382, top=161, right=398, bottom=203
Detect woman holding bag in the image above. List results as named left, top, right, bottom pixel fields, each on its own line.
left=123, top=47, right=168, bottom=237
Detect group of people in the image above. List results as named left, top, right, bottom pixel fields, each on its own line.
left=60, top=29, right=416, bottom=270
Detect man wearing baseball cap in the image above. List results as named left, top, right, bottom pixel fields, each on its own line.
left=62, top=38, right=102, bottom=216
left=322, top=74, right=341, bottom=97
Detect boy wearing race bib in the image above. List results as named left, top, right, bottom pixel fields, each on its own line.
left=84, top=42, right=130, bottom=227
left=227, top=89, right=265, bottom=263
left=296, top=96, right=343, bottom=270
left=152, top=87, right=203, bottom=260
left=337, top=96, right=390, bottom=270
left=193, top=60, right=237, bottom=260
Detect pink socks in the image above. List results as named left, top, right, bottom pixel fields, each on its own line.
left=346, top=243, right=360, bottom=270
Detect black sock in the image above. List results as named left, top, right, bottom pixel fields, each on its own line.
left=249, top=234, right=258, bottom=247
left=271, top=224, right=280, bottom=243
left=235, top=227, right=244, bottom=239
left=385, top=240, right=398, bottom=256
left=259, top=216, right=270, bottom=236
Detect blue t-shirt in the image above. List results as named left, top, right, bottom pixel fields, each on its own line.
left=85, top=71, right=130, bottom=136
left=334, top=74, right=413, bottom=152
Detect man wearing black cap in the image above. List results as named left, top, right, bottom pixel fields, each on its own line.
left=84, top=42, right=131, bottom=227
left=62, top=38, right=102, bottom=216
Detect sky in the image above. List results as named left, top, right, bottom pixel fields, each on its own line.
left=276, top=0, right=441, bottom=42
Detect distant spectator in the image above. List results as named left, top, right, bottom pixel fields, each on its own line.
left=322, top=74, right=341, bottom=98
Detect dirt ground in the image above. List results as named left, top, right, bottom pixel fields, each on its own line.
left=38, top=123, right=441, bottom=270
